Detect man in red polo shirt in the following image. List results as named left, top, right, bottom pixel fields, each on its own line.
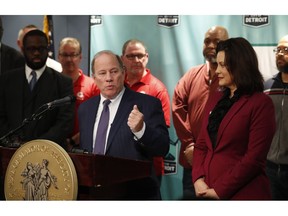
left=58, top=37, right=99, bottom=150
left=121, top=39, right=170, bottom=188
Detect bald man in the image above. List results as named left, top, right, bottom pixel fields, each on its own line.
left=172, top=26, right=229, bottom=200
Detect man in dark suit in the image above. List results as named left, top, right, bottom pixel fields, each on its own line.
left=0, top=29, right=74, bottom=147
left=78, top=50, right=169, bottom=200
left=0, top=16, right=25, bottom=75
left=0, top=29, right=74, bottom=200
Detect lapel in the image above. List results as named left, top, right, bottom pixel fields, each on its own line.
left=32, top=67, right=52, bottom=99
left=14, top=69, right=27, bottom=120
left=215, top=95, right=248, bottom=148
left=105, top=89, right=135, bottom=152
left=88, top=97, right=100, bottom=150
left=24, top=67, right=52, bottom=108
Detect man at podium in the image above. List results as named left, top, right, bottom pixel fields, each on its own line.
left=78, top=50, right=170, bottom=200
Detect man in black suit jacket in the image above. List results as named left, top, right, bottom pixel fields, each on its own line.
left=0, top=29, right=74, bottom=147
left=78, top=50, right=170, bottom=199
left=0, top=16, right=25, bottom=75
left=0, top=29, right=74, bottom=200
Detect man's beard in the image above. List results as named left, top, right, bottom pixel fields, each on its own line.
left=277, top=62, right=288, bottom=74
left=205, top=55, right=217, bottom=63
left=24, top=55, right=47, bottom=70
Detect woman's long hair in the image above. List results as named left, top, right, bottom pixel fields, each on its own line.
left=216, top=37, right=264, bottom=94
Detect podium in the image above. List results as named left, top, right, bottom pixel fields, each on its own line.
left=0, top=146, right=152, bottom=200
left=69, top=152, right=152, bottom=200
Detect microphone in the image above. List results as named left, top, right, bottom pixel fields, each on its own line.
left=70, top=148, right=89, bottom=154
left=46, top=95, right=76, bottom=108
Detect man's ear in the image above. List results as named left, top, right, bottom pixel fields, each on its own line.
left=123, top=65, right=127, bottom=72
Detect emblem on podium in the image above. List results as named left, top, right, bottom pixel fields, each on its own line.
left=4, top=139, right=78, bottom=200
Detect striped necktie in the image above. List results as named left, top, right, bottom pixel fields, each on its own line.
left=93, top=99, right=111, bottom=154
left=29, top=70, right=37, bottom=91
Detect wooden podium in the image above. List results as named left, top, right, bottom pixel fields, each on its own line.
left=0, top=146, right=152, bottom=200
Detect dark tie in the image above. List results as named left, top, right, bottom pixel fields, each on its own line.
left=94, top=99, right=111, bottom=154
left=29, top=70, right=37, bottom=91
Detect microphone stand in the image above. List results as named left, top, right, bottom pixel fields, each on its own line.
left=0, top=104, right=54, bottom=148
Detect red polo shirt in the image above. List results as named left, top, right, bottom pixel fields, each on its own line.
left=73, top=70, right=100, bottom=136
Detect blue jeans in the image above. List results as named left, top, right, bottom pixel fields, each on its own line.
left=182, top=168, right=196, bottom=200
left=266, top=161, right=288, bottom=200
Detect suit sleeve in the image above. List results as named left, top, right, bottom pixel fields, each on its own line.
left=192, top=101, right=210, bottom=183
left=213, top=95, right=276, bottom=199
left=0, top=73, right=9, bottom=137
left=136, top=97, right=170, bottom=158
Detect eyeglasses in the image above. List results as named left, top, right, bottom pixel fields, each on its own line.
left=59, top=53, right=80, bottom=59
left=125, top=53, right=147, bottom=60
left=25, top=46, right=48, bottom=53
left=273, top=47, right=288, bottom=55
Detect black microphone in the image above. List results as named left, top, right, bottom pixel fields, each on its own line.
left=70, top=148, right=89, bottom=154
left=46, top=95, right=76, bottom=108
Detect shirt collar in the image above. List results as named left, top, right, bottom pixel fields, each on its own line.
left=125, top=68, right=151, bottom=87
left=25, top=65, right=46, bottom=80
left=100, top=86, right=126, bottom=104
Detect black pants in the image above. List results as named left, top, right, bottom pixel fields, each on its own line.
left=266, top=160, right=288, bottom=200
left=182, top=168, right=196, bottom=200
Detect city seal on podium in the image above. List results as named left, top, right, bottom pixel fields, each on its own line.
left=4, top=139, right=78, bottom=200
